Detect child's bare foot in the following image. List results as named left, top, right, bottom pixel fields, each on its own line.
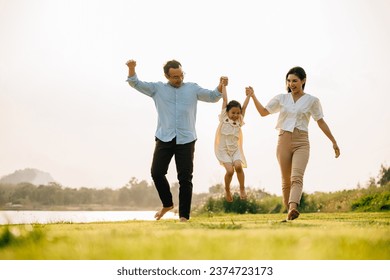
left=225, top=189, right=233, bottom=202
left=179, top=217, right=188, bottom=222
left=154, top=206, right=174, bottom=220
left=240, top=188, right=247, bottom=200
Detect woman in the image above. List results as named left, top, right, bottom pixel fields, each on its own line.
left=247, top=66, right=340, bottom=221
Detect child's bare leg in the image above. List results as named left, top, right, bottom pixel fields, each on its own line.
left=223, top=163, right=234, bottom=202
left=234, top=161, right=247, bottom=199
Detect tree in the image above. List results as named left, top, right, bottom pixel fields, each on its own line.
left=118, top=187, right=132, bottom=206
left=208, top=183, right=223, bottom=194
left=378, top=164, right=390, bottom=186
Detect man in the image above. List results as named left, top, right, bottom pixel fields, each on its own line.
left=126, top=59, right=227, bottom=222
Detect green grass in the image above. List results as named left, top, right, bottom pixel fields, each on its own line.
left=0, top=212, right=389, bottom=260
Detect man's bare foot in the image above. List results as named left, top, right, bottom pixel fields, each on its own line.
left=225, top=189, right=233, bottom=202
left=239, top=188, right=247, bottom=200
left=154, top=206, right=174, bottom=220
left=179, top=217, right=188, bottom=222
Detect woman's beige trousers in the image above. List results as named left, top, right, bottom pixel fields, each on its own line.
left=277, top=128, right=310, bottom=209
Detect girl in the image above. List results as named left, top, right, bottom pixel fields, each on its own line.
left=248, top=66, right=340, bottom=220
left=215, top=81, right=252, bottom=202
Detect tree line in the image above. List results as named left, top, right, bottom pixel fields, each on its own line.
left=1, top=165, right=389, bottom=213
left=0, top=178, right=164, bottom=210
left=0, top=175, right=269, bottom=210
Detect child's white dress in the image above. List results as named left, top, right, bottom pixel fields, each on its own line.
left=214, top=109, right=247, bottom=167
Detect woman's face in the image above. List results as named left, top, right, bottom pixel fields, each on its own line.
left=286, top=74, right=305, bottom=94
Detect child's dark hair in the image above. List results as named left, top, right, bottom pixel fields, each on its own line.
left=226, top=100, right=242, bottom=112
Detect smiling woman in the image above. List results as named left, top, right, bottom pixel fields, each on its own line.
left=248, top=66, right=340, bottom=221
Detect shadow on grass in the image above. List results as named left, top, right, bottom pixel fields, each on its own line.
left=0, top=225, right=44, bottom=248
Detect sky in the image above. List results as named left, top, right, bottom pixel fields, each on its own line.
left=0, top=0, right=389, bottom=196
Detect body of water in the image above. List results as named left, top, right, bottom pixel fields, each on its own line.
left=0, top=210, right=177, bottom=225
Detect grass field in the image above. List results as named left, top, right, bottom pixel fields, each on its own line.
left=0, top=212, right=389, bottom=260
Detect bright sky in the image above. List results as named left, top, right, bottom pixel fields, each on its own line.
left=1, top=0, right=389, bottom=195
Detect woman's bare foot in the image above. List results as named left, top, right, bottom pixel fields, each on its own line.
left=154, top=206, right=174, bottom=220
left=239, top=188, right=247, bottom=200
left=179, top=217, right=188, bottom=222
left=225, top=188, right=233, bottom=202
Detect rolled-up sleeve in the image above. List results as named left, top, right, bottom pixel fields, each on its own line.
left=126, top=74, right=156, bottom=97
left=196, top=84, right=222, bottom=103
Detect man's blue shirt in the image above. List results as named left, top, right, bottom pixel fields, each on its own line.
left=127, top=74, right=222, bottom=144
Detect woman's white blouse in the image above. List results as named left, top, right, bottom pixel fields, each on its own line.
left=265, top=93, right=324, bottom=132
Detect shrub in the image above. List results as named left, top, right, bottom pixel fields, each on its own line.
left=351, top=188, right=390, bottom=212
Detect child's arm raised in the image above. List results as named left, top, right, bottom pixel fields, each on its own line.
left=221, top=83, right=228, bottom=110
left=241, top=86, right=253, bottom=117
left=218, top=76, right=228, bottom=110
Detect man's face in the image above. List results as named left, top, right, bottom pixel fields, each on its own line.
left=166, top=67, right=184, bottom=88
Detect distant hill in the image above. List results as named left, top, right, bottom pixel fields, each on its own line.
left=0, top=168, right=55, bottom=185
